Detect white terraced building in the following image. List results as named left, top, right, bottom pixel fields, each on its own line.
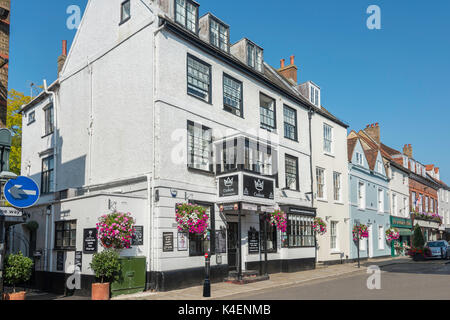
left=18, top=0, right=349, bottom=294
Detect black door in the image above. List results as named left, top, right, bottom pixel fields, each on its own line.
left=227, top=222, right=238, bottom=271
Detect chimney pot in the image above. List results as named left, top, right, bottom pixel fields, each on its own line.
left=280, top=59, right=285, bottom=68
left=290, top=55, right=295, bottom=65
left=62, top=40, right=67, bottom=56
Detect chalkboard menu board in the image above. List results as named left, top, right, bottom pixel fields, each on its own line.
left=132, top=226, right=144, bottom=246
left=57, top=251, right=64, bottom=271
left=163, top=232, right=174, bottom=252
left=248, top=230, right=260, bottom=254
left=83, top=228, right=98, bottom=254
left=215, top=230, right=227, bottom=254
left=75, top=251, right=82, bottom=271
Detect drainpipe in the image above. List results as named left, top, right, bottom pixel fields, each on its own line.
left=145, top=173, right=153, bottom=290
left=308, top=108, right=315, bottom=208
left=43, top=80, right=57, bottom=272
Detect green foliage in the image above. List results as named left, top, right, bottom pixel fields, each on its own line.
left=7, top=89, right=32, bottom=175
left=413, top=224, right=425, bottom=248
left=4, top=252, right=34, bottom=292
left=89, top=249, right=121, bottom=283
left=25, top=221, right=39, bottom=232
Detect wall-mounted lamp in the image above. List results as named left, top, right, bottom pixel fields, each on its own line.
left=170, top=189, right=178, bottom=198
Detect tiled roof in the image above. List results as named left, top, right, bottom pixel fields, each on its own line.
left=347, top=137, right=358, bottom=162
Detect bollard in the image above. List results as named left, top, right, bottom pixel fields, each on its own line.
left=203, top=252, right=211, bottom=297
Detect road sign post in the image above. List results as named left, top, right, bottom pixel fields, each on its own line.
left=3, top=176, right=40, bottom=209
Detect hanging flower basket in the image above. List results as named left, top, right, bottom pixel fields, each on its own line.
left=175, top=203, right=209, bottom=236
left=96, top=212, right=136, bottom=250
left=353, top=224, right=369, bottom=242
left=312, top=217, right=327, bottom=235
left=267, top=210, right=287, bottom=233
left=385, top=228, right=400, bottom=242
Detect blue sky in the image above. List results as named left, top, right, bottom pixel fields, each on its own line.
left=9, top=0, right=450, bottom=182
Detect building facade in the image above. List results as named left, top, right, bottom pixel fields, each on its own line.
left=347, top=130, right=391, bottom=260
left=19, top=0, right=349, bottom=294
left=426, top=165, right=450, bottom=240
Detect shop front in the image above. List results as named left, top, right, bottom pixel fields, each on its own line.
left=390, top=216, right=413, bottom=257
left=217, top=172, right=316, bottom=280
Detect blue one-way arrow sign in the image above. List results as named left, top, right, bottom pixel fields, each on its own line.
left=3, top=176, right=40, bottom=208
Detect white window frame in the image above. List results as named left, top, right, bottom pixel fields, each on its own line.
left=378, top=188, right=384, bottom=213
left=392, top=193, right=397, bottom=216
left=323, top=123, right=333, bottom=154
left=358, top=181, right=365, bottom=210
left=316, top=167, right=326, bottom=200
left=330, top=221, right=338, bottom=251
left=378, top=226, right=385, bottom=250
left=333, top=172, right=341, bottom=202
left=356, top=152, right=363, bottom=165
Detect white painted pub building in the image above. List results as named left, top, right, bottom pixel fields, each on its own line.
left=19, top=0, right=349, bottom=293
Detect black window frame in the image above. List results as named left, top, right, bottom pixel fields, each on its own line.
left=282, top=214, right=315, bottom=248
left=188, top=202, right=215, bottom=256
left=260, top=214, right=277, bottom=254
left=44, top=103, right=54, bottom=136
left=187, top=120, right=213, bottom=173
left=259, top=92, right=276, bottom=132
left=285, top=154, right=299, bottom=191
left=223, top=73, right=243, bottom=118
left=27, top=110, right=36, bottom=125
left=283, top=105, right=298, bottom=141
left=209, top=16, right=230, bottom=53
left=41, top=155, right=54, bottom=194
left=120, top=0, right=131, bottom=25
left=186, top=53, right=212, bottom=103
left=174, top=0, right=199, bottom=34
left=247, top=42, right=263, bottom=72
left=54, top=220, right=77, bottom=251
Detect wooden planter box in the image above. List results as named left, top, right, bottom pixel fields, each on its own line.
left=2, top=291, right=26, bottom=300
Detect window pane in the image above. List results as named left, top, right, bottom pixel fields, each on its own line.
left=188, top=122, right=212, bottom=171
left=223, top=75, right=242, bottom=115
left=175, top=0, right=186, bottom=25
left=260, top=94, right=275, bottom=130
left=186, top=2, right=197, bottom=32
left=283, top=106, right=297, bottom=140
left=121, top=0, right=131, bottom=22
left=187, top=56, right=210, bottom=101
left=285, top=156, right=298, bottom=190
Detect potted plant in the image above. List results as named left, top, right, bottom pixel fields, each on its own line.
left=176, top=203, right=209, bottom=236
left=89, top=249, right=121, bottom=300
left=2, top=252, right=33, bottom=300
left=408, top=224, right=431, bottom=261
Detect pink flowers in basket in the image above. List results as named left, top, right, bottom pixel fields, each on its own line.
left=312, top=217, right=327, bottom=235
left=385, top=228, right=400, bottom=241
left=96, top=212, right=136, bottom=249
left=353, top=224, right=369, bottom=242
left=268, top=210, right=287, bottom=233
left=176, top=203, right=209, bottom=236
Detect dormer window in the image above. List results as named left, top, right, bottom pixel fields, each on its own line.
left=210, top=18, right=229, bottom=52
left=247, top=42, right=263, bottom=72
left=175, top=0, right=199, bottom=34
left=402, top=155, right=408, bottom=168
left=310, top=85, right=320, bottom=107
left=377, top=160, right=383, bottom=174
left=356, top=152, right=363, bottom=165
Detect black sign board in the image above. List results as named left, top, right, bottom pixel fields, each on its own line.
left=75, top=251, right=82, bottom=271
left=215, top=230, right=227, bottom=254
left=163, top=232, right=174, bottom=252
left=56, top=251, right=64, bottom=271
left=243, top=175, right=274, bottom=200
left=219, top=175, right=239, bottom=197
left=248, top=230, right=260, bottom=254
left=83, top=228, right=98, bottom=254
left=132, top=226, right=144, bottom=246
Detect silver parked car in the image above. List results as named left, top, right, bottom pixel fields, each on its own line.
left=426, top=241, right=450, bottom=259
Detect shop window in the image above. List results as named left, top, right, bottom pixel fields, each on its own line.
left=282, top=214, right=314, bottom=248
left=189, top=203, right=215, bottom=256
left=260, top=214, right=277, bottom=253
left=55, top=220, right=77, bottom=250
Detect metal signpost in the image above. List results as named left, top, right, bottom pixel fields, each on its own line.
left=356, top=221, right=361, bottom=268
left=203, top=252, right=211, bottom=297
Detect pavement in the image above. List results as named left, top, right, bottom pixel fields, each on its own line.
left=114, top=256, right=412, bottom=300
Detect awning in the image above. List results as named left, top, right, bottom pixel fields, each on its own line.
left=398, top=228, right=413, bottom=236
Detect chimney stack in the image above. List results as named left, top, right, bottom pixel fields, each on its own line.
left=364, top=122, right=381, bottom=144
left=403, top=144, right=413, bottom=158
left=58, top=40, right=67, bottom=76
left=277, top=55, right=298, bottom=85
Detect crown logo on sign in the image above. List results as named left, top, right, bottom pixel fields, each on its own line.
left=255, top=179, right=264, bottom=192
left=224, top=177, right=234, bottom=187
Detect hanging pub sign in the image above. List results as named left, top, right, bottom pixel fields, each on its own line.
left=219, top=175, right=239, bottom=197
left=243, top=175, right=274, bottom=200
left=163, top=232, right=174, bottom=252
left=75, top=251, right=82, bottom=271
left=132, top=226, right=144, bottom=246
left=248, top=228, right=260, bottom=254
left=83, top=228, right=98, bottom=254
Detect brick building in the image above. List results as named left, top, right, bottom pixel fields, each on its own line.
left=0, top=0, right=9, bottom=128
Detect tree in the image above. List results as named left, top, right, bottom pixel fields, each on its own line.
left=413, top=224, right=425, bottom=248
left=7, top=89, right=31, bottom=175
